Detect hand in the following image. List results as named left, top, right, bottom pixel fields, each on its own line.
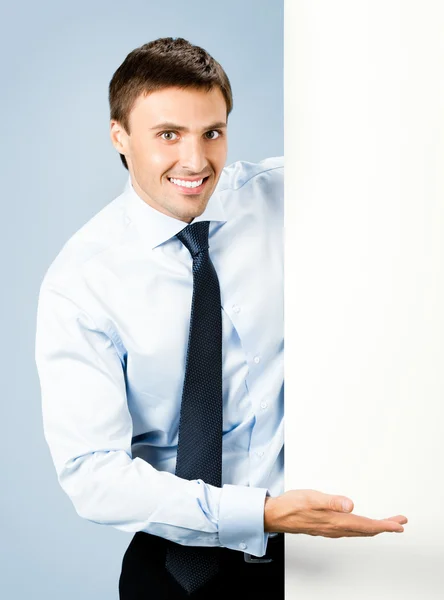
left=264, top=489, right=408, bottom=537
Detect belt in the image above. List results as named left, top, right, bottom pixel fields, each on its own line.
left=244, top=532, right=283, bottom=564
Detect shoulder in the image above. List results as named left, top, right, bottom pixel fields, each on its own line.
left=41, top=189, right=129, bottom=291
left=215, top=156, right=283, bottom=221
left=216, top=156, right=283, bottom=192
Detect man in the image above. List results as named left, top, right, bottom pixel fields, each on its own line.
left=35, top=37, right=407, bottom=599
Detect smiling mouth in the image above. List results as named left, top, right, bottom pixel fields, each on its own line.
left=167, top=176, right=210, bottom=195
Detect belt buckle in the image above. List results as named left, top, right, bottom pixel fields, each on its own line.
left=243, top=532, right=280, bottom=563
left=244, top=552, right=273, bottom=564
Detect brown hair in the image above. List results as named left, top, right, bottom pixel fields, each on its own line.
left=108, top=37, right=233, bottom=170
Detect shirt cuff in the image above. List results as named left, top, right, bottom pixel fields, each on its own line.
left=218, top=484, right=270, bottom=557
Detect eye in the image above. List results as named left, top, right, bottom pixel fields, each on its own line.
left=160, top=131, right=178, bottom=141
left=205, top=130, right=222, bottom=140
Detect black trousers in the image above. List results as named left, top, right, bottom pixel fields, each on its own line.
left=119, top=531, right=285, bottom=599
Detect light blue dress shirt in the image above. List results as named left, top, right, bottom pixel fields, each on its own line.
left=35, top=155, right=284, bottom=558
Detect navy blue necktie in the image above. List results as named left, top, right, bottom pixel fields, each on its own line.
left=165, top=220, right=223, bottom=595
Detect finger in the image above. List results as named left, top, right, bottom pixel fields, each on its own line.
left=337, top=513, right=405, bottom=534
left=385, top=515, right=408, bottom=524
left=375, top=518, right=405, bottom=532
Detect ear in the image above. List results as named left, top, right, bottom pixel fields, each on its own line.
left=110, top=120, right=129, bottom=155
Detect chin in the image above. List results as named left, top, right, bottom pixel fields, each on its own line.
left=178, top=201, right=208, bottom=219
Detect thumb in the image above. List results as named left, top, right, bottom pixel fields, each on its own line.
left=309, top=490, right=354, bottom=512
left=338, top=496, right=354, bottom=512
left=325, top=494, right=354, bottom=512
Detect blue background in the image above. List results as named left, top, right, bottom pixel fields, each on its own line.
left=0, top=1, right=283, bottom=598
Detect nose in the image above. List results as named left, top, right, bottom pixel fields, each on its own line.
left=178, top=136, right=208, bottom=175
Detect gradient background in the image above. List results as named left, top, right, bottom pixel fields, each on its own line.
left=0, top=1, right=283, bottom=599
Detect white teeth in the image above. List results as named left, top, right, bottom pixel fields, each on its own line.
left=169, top=177, right=204, bottom=188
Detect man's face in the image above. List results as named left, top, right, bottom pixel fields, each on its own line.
left=111, top=86, right=228, bottom=223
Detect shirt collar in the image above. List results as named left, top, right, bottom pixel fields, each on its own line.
left=123, top=176, right=227, bottom=249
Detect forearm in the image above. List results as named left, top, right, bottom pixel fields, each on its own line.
left=58, top=448, right=269, bottom=555
left=58, top=449, right=219, bottom=543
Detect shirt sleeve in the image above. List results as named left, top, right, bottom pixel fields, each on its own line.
left=35, top=280, right=269, bottom=555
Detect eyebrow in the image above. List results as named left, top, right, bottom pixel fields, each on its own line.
left=149, top=121, right=227, bottom=132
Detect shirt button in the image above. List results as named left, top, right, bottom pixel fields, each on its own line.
left=253, top=355, right=261, bottom=364
left=232, top=304, right=240, bottom=314
left=239, top=542, right=247, bottom=550
left=257, top=451, right=264, bottom=458
left=260, top=401, right=268, bottom=409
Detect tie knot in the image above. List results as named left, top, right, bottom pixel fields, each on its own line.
left=176, top=221, right=210, bottom=258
